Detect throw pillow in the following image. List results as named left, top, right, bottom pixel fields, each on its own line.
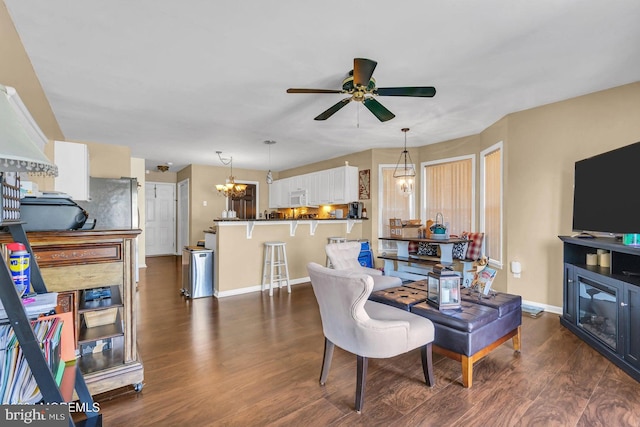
left=463, top=231, right=484, bottom=260
left=452, top=242, right=469, bottom=260
left=417, top=242, right=438, bottom=256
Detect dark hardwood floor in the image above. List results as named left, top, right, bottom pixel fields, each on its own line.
left=86, top=256, right=640, bottom=426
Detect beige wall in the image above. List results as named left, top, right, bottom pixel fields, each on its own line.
left=180, top=163, right=272, bottom=246
left=504, top=82, right=640, bottom=307
left=1, top=2, right=62, bottom=191
left=0, top=2, right=63, bottom=142
left=146, top=170, right=177, bottom=183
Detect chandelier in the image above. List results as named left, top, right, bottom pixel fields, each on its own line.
left=215, top=152, right=247, bottom=199
left=393, top=128, right=416, bottom=196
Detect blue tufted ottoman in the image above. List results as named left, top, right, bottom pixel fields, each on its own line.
left=370, top=282, right=522, bottom=387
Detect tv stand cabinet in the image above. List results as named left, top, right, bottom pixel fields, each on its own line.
left=559, top=236, right=640, bottom=382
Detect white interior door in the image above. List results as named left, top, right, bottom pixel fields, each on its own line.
left=145, top=182, right=176, bottom=256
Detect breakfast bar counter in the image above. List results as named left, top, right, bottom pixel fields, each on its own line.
left=212, top=219, right=363, bottom=297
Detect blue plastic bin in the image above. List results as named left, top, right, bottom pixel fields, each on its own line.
left=358, top=240, right=374, bottom=268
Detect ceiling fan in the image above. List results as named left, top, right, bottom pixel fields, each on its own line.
left=287, top=58, right=436, bottom=122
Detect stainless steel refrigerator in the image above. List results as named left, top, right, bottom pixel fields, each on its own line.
left=76, top=177, right=139, bottom=230
left=77, top=177, right=140, bottom=281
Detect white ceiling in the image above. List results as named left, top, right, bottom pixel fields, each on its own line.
left=5, top=1, right=640, bottom=173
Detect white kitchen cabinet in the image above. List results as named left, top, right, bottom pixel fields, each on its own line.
left=332, top=165, right=358, bottom=203
left=307, top=172, right=320, bottom=206
left=54, top=140, right=90, bottom=200
left=269, top=165, right=358, bottom=207
left=280, top=177, right=293, bottom=207
left=291, top=174, right=309, bottom=193
left=268, top=180, right=279, bottom=209
left=317, top=169, right=332, bottom=204
left=269, top=179, right=286, bottom=208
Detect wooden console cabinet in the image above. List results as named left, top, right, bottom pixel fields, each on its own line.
left=0, top=229, right=143, bottom=395
left=559, top=236, right=640, bottom=382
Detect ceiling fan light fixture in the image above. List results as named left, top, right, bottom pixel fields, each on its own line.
left=393, top=128, right=416, bottom=196
left=287, top=58, right=435, bottom=122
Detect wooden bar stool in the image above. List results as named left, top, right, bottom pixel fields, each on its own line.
left=262, top=241, right=291, bottom=296
left=326, top=237, right=347, bottom=267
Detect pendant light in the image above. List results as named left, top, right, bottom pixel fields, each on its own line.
left=264, top=140, right=276, bottom=184
left=393, top=128, right=416, bottom=196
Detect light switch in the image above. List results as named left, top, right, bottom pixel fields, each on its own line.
left=203, top=200, right=207, bottom=206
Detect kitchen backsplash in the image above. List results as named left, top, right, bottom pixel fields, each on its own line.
left=272, top=205, right=347, bottom=219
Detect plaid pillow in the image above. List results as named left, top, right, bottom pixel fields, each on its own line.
left=417, top=242, right=438, bottom=256
left=463, top=232, right=484, bottom=260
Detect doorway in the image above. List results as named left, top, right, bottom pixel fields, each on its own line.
left=145, top=182, right=176, bottom=256
left=230, top=183, right=257, bottom=219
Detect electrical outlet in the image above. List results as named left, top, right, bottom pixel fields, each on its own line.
left=203, top=200, right=207, bottom=206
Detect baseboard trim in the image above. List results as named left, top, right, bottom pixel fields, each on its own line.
left=522, top=299, right=562, bottom=315
left=215, top=277, right=310, bottom=298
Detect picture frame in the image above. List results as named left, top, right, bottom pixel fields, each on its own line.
left=359, top=169, right=370, bottom=200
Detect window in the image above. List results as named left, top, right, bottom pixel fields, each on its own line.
left=481, top=142, right=503, bottom=267
left=378, top=164, right=415, bottom=252
left=421, top=156, right=474, bottom=237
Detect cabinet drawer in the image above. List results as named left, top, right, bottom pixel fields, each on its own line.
left=33, top=243, right=122, bottom=267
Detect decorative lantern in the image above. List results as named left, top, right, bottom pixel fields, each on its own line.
left=427, top=267, right=461, bottom=310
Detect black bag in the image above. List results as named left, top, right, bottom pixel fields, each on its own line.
left=20, top=197, right=89, bottom=231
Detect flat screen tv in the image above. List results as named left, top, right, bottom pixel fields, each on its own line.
left=572, top=141, right=640, bottom=235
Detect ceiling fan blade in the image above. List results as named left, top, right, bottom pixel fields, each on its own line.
left=353, top=58, right=377, bottom=87
left=363, top=98, right=395, bottom=122
left=376, top=86, right=437, bottom=97
left=287, top=88, right=343, bottom=94
left=314, top=98, right=352, bottom=121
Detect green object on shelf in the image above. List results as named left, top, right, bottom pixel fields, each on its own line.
left=622, top=234, right=640, bottom=246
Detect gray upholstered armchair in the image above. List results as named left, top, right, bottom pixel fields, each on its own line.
left=325, top=241, right=401, bottom=291
left=307, top=262, right=435, bottom=413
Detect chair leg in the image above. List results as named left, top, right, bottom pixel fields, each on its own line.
left=421, top=342, right=435, bottom=387
left=355, top=355, right=368, bottom=413
left=319, top=338, right=334, bottom=386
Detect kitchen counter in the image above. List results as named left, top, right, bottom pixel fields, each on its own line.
left=214, top=218, right=363, bottom=239
left=211, top=218, right=364, bottom=297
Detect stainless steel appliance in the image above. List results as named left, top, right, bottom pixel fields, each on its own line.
left=76, top=177, right=139, bottom=230
left=348, top=201, right=363, bottom=219
left=181, top=246, right=214, bottom=298
left=76, top=177, right=140, bottom=281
